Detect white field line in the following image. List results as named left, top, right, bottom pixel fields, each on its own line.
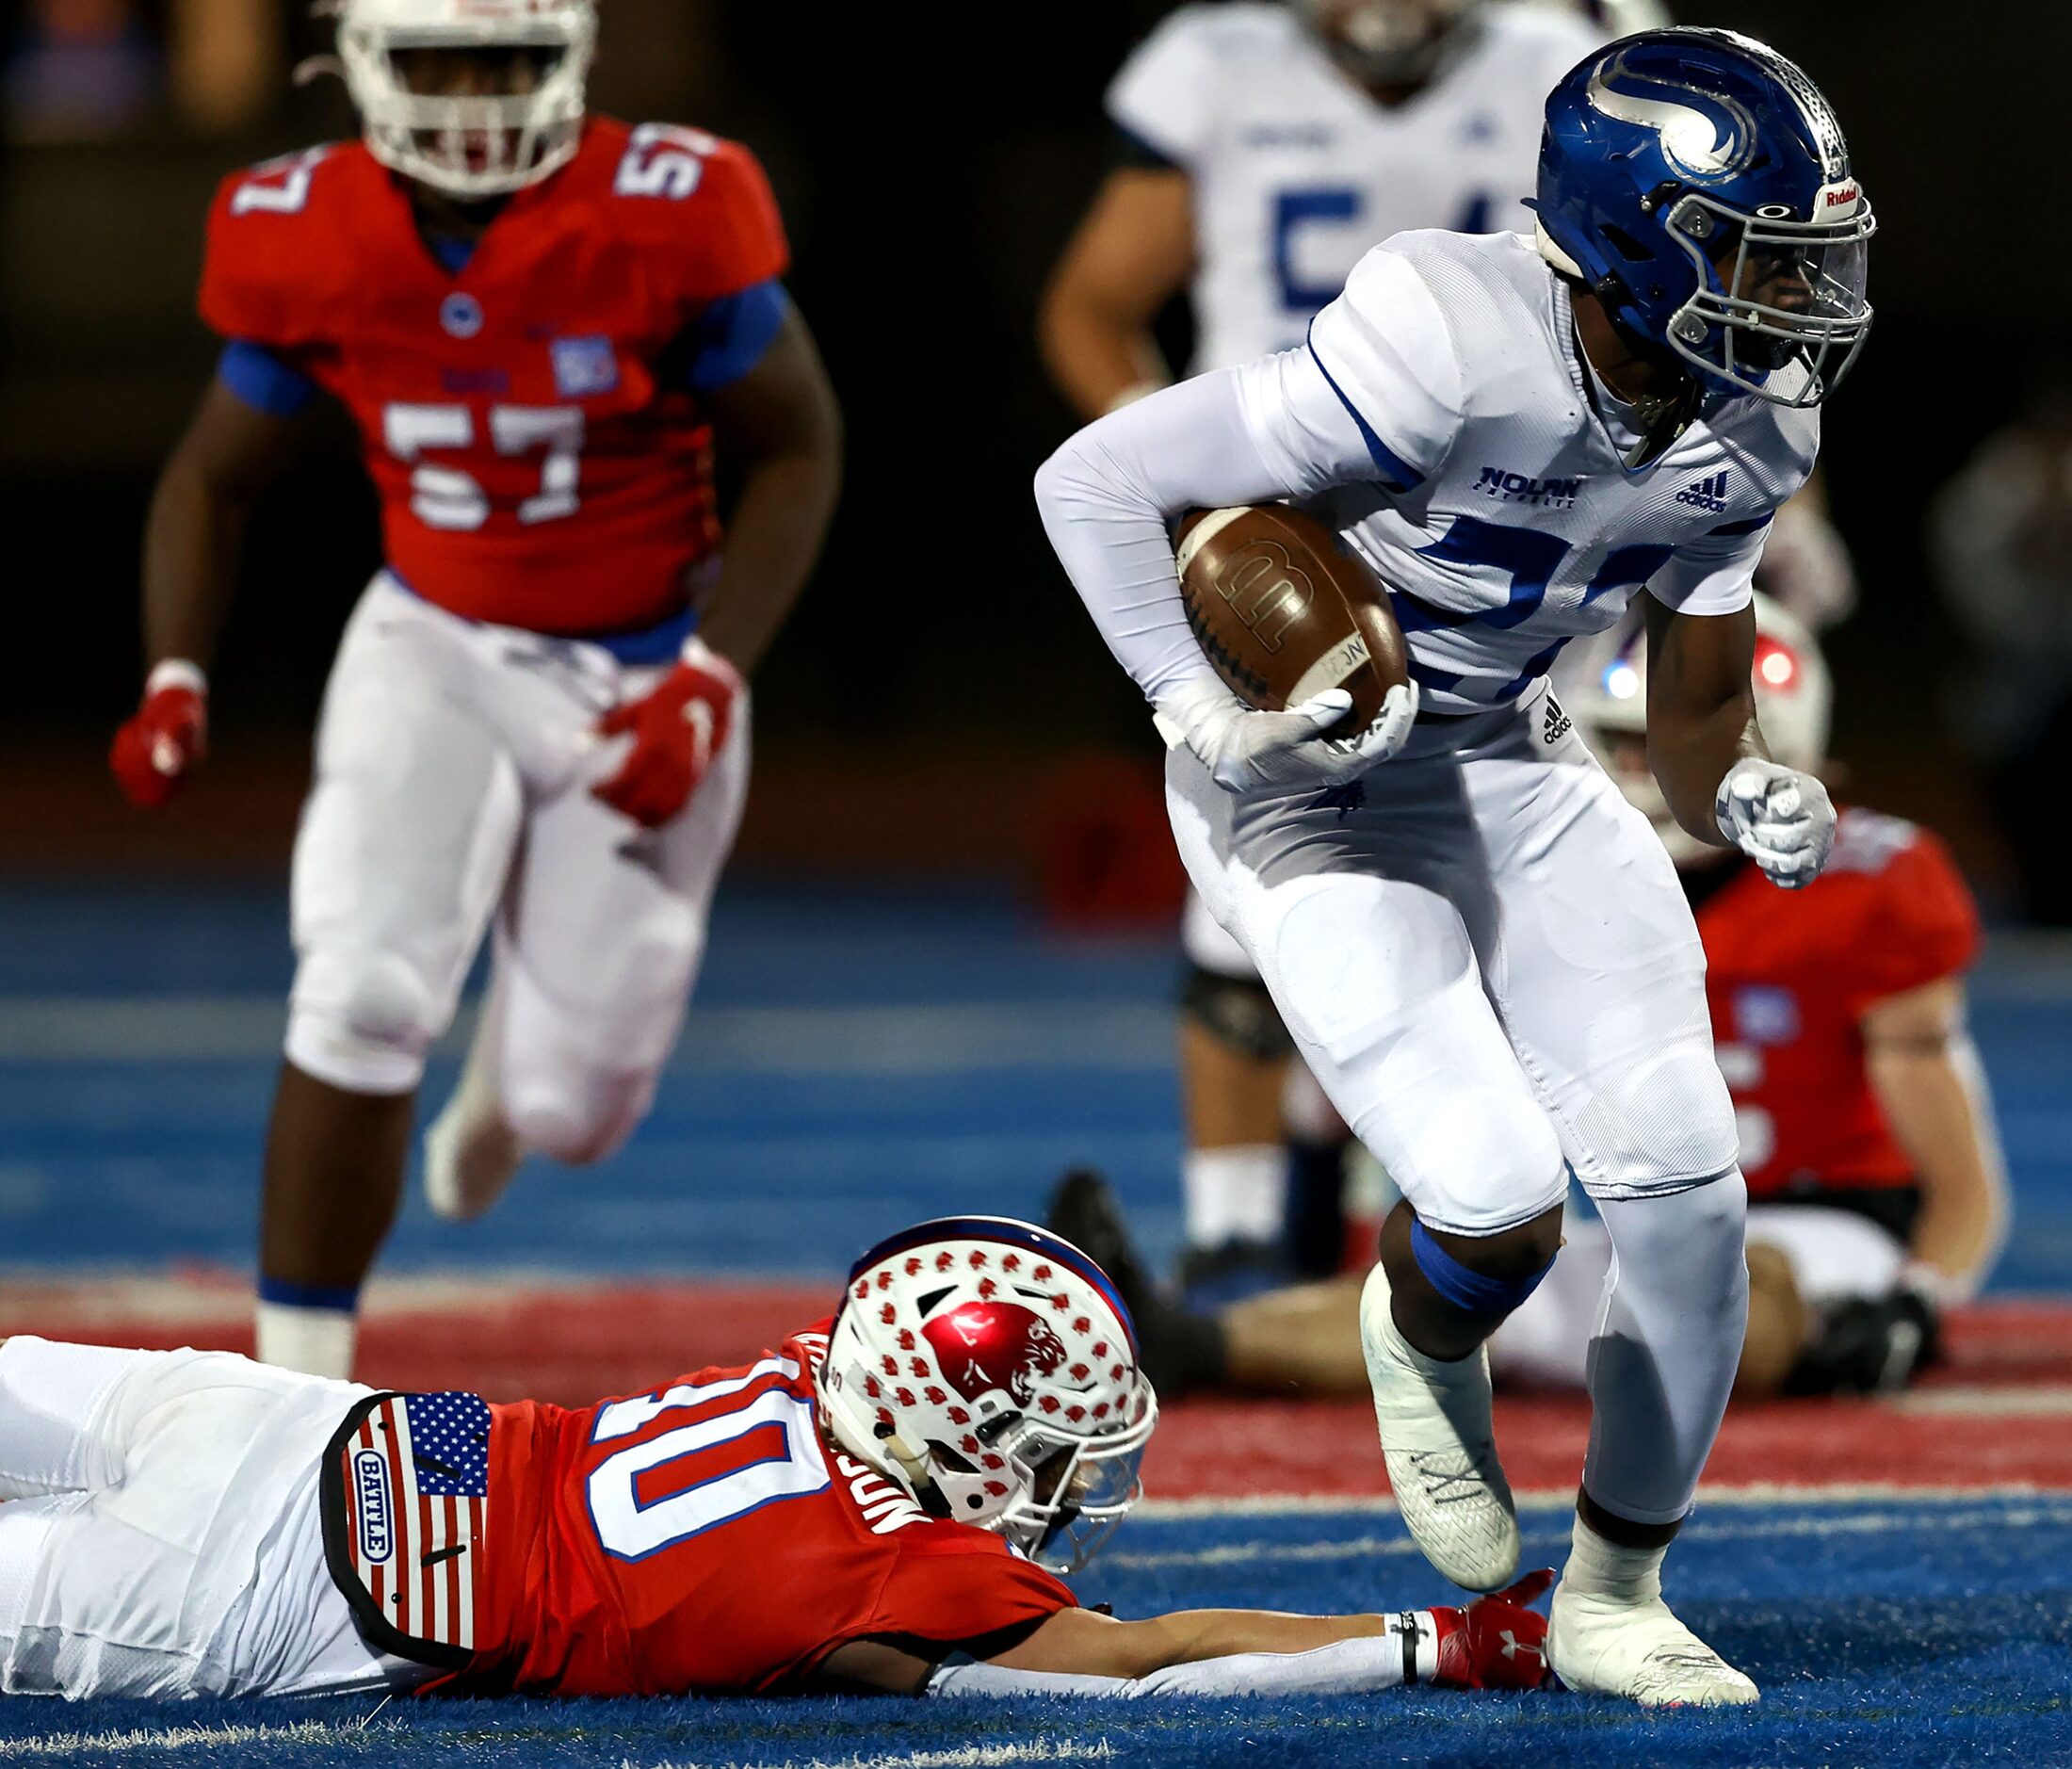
left=1890, top=1385, right=2072, bottom=1416
left=1137, top=1479, right=2064, bottom=1520
left=626, top=1742, right=1116, bottom=1769
left=0, top=999, right=1169, bottom=1075
left=1106, top=1498, right=2072, bottom=1571
left=0, top=1719, right=385, bottom=1759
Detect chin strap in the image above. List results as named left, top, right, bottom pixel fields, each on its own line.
left=1573, top=315, right=1706, bottom=472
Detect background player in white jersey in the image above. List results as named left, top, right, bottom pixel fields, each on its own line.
left=1041, top=0, right=1628, bottom=1294
left=1041, top=2, right=1858, bottom=1301
left=1035, top=27, right=1873, bottom=1705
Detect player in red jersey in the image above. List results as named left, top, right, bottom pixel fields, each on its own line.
left=0, top=1219, right=1552, bottom=1701
left=107, top=0, right=843, bottom=1382
left=1053, top=597, right=2007, bottom=1400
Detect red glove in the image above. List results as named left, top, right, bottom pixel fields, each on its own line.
left=591, top=639, right=744, bottom=828
left=1424, top=1569, right=1554, bottom=1690
left=109, top=661, right=209, bottom=810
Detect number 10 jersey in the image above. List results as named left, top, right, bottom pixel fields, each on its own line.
left=198, top=118, right=788, bottom=639
left=322, top=1328, right=1076, bottom=1696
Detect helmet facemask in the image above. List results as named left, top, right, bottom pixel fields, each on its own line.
left=1660, top=189, right=1874, bottom=406
left=334, top=5, right=596, bottom=199
left=1298, top=0, right=1485, bottom=92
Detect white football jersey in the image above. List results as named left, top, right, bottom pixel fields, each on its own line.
left=1106, top=2, right=1608, bottom=370
left=1240, top=231, right=1820, bottom=710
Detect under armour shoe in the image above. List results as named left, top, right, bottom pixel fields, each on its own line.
left=1547, top=1581, right=1759, bottom=1707
left=1360, top=1258, right=1519, bottom=1591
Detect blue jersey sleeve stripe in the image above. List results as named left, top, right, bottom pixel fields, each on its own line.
left=1303, top=322, right=1423, bottom=493
left=217, top=340, right=316, bottom=418
left=682, top=279, right=790, bottom=393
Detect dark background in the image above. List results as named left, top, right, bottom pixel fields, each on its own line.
left=2, top=0, right=2064, bottom=897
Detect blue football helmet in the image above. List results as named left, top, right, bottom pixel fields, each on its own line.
left=1530, top=28, right=1873, bottom=406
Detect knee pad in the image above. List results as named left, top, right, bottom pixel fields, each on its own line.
left=503, top=1066, right=654, bottom=1166
left=286, top=949, right=442, bottom=1095
left=1410, top=1217, right=1559, bottom=1315
left=1178, top=963, right=1294, bottom=1063
left=1358, top=1084, right=1567, bottom=1237
left=1573, top=1040, right=1740, bottom=1197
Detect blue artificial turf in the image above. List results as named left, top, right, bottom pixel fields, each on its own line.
left=5, top=1495, right=2067, bottom=1767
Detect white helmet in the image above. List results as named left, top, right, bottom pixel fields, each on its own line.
left=818, top=1217, right=1157, bottom=1573
left=1568, top=592, right=1833, bottom=866
left=331, top=0, right=596, bottom=198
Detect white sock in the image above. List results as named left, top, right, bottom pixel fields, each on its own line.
left=1561, top=1514, right=1666, bottom=1604
left=1183, top=1144, right=1287, bottom=1247
left=255, top=1302, right=358, bottom=1380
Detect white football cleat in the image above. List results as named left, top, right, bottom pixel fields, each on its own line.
left=1360, top=1259, right=1519, bottom=1591
left=422, top=988, right=525, bottom=1224
left=1547, top=1582, right=1759, bottom=1707
left=422, top=1087, right=525, bottom=1223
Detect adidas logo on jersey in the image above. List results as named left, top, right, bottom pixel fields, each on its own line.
left=1474, top=466, right=1581, bottom=510
left=1675, top=471, right=1732, bottom=513
left=1542, top=694, right=1573, bottom=745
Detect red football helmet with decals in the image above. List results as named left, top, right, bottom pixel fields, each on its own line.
left=817, top=1217, right=1157, bottom=1572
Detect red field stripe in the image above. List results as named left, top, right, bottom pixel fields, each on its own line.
left=6, top=1276, right=2068, bottom=1499
left=1140, top=1389, right=2072, bottom=1500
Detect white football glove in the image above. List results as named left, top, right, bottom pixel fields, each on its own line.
left=1157, top=675, right=1420, bottom=794
left=1714, top=757, right=1837, bottom=889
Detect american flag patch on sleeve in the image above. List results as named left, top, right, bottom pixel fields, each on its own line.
left=321, top=1390, right=492, bottom=1668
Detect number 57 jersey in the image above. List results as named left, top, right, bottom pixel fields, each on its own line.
left=323, top=1328, right=1076, bottom=1696
left=198, top=118, right=788, bottom=639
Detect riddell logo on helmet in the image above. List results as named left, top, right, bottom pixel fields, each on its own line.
left=1824, top=185, right=1859, bottom=208
left=922, top=1301, right=1067, bottom=1406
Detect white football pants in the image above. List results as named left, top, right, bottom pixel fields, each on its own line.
left=285, top=576, right=750, bottom=1162
left=1168, top=681, right=1740, bottom=1235
left=0, top=1338, right=422, bottom=1699
left=1170, top=682, right=1747, bottom=1522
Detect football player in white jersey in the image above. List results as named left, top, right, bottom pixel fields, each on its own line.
left=1041, top=0, right=1649, bottom=1298
left=1034, top=27, right=1873, bottom=1705
left=1042, top=2, right=1856, bottom=1302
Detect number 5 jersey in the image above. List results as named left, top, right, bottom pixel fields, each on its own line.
left=198, top=118, right=788, bottom=640
left=320, top=1328, right=1078, bottom=1696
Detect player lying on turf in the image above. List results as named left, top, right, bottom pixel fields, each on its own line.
left=1052, top=602, right=2008, bottom=1404
left=0, top=1219, right=1550, bottom=1703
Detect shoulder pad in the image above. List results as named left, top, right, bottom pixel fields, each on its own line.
left=199, top=142, right=367, bottom=347
left=586, top=122, right=790, bottom=301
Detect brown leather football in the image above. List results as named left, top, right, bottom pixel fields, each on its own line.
left=1174, top=504, right=1410, bottom=724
